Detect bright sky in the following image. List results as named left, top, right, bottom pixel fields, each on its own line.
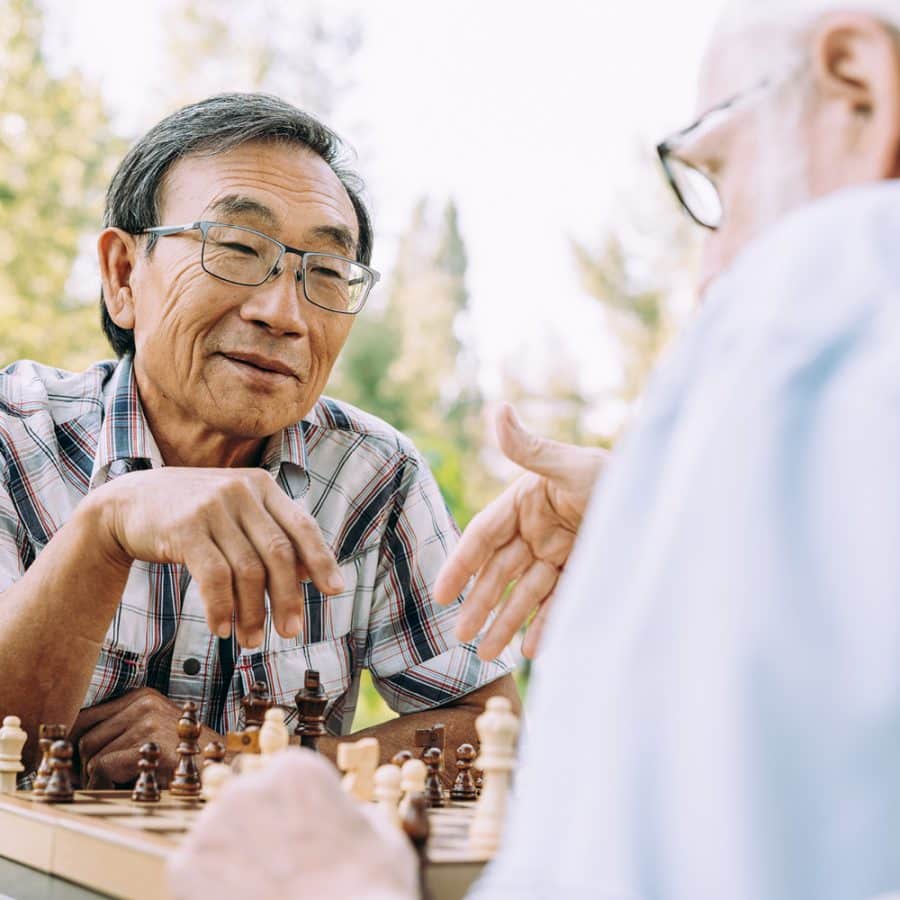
left=45, top=0, right=724, bottom=417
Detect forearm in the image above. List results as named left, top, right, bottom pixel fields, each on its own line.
left=319, top=675, right=522, bottom=767
left=0, top=494, right=132, bottom=768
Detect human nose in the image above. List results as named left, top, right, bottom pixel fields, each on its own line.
left=238, top=265, right=308, bottom=337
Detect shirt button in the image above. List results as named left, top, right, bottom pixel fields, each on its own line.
left=183, top=658, right=201, bottom=676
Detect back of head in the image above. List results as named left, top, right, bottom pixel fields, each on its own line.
left=716, top=0, right=900, bottom=37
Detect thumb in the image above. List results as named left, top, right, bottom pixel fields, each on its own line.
left=496, top=403, right=608, bottom=491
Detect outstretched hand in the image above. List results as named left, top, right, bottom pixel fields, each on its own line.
left=434, top=404, right=608, bottom=660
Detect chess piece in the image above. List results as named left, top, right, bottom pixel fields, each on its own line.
left=225, top=728, right=260, bottom=756
left=399, top=757, right=427, bottom=819
left=170, top=701, right=202, bottom=798
left=293, top=669, right=328, bottom=752
left=392, top=750, right=413, bottom=768
left=202, top=758, right=232, bottom=802
left=451, top=743, right=478, bottom=802
left=423, top=747, right=445, bottom=808
left=415, top=723, right=448, bottom=788
left=0, top=715, right=27, bottom=794
left=43, top=740, right=75, bottom=803
left=202, top=741, right=226, bottom=768
left=132, top=742, right=161, bottom=803
left=337, top=736, right=379, bottom=802
left=469, top=696, right=519, bottom=855
left=33, top=724, right=66, bottom=796
left=401, top=792, right=430, bottom=900
left=241, top=680, right=272, bottom=729
left=374, top=763, right=403, bottom=828
left=259, top=707, right=289, bottom=759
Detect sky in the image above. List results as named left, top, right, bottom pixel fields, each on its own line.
left=43, top=0, right=725, bottom=424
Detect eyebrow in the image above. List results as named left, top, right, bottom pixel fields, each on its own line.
left=306, top=224, right=357, bottom=257
left=207, top=195, right=278, bottom=227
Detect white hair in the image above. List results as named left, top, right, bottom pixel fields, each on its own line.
left=716, top=0, right=900, bottom=38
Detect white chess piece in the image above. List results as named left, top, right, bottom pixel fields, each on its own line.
left=373, top=764, right=403, bottom=828
left=469, top=696, right=519, bottom=855
left=259, top=707, right=289, bottom=759
left=0, top=715, right=27, bottom=794
left=201, top=761, right=232, bottom=802
left=337, top=737, right=379, bottom=802
left=398, top=757, right=427, bottom=819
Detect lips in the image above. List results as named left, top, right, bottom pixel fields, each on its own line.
left=221, top=352, right=296, bottom=378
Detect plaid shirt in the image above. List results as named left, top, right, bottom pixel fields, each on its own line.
left=0, top=356, right=512, bottom=735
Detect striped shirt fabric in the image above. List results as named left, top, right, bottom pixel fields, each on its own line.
left=0, top=355, right=513, bottom=735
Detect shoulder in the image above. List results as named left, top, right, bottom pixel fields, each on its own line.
left=0, top=359, right=115, bottom=424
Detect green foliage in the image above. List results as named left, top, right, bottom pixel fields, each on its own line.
left=0, top=0, right=122, bottom=370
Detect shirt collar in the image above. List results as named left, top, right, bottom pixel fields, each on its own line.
left=90, top=354, right=311, bottom=489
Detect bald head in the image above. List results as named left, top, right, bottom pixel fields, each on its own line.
left=688, top=2, right=900, bottom=290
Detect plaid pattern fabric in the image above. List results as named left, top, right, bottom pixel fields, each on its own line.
left=0, top=356, right=513, bottom=736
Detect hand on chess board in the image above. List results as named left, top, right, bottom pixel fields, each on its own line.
left=87, top=467, right=345, bottom=646
left=435, top=403, right=608, bottom=660
left=168, top=749, right=418, bottom=900
left=70, top=688, right=220, bottom=788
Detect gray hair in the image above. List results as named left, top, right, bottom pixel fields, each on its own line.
left=101, top=92, right=373, bottom=357
left=716, top=0, right=900, bottom=38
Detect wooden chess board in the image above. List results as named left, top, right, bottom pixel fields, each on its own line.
left=0, top=790, right=487, bottom=900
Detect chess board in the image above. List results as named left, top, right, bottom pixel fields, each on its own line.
left=0, top=789, right=487, bottom=900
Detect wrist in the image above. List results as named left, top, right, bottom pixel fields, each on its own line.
left=76, top=488, right=133, bottom=572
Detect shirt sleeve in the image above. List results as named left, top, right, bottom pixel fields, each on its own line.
left=0, top=461, right=29, bottom=593
left=365, top=450, right=515, bottom=714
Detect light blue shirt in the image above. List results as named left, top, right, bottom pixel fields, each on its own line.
left=475, top=182, right=900, bottom=900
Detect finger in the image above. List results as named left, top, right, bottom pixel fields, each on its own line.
left=478, top=560, right=559, bottom=661
left=522, top=593, right=556, bottom=660
left=207, top=514, right=269, bottom=648
left=263, top=489, right=344, bottom=597
left=455, top=537, right=533, bottom=643
left=69, top=688, right=153, bottom=747
left=434, top=488, right=520, bottom=606
left=76, top=710, right=134, bottom=773
left=86, top=748, right=141, bottom=788
left=496, top=403, right=608, bottom=491
left=183, top=539, right=239, bottom=640
left=237, top=504, right=305, bottom=640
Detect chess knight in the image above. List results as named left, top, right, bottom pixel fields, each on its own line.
left=0, top=94, right=519, bottom=788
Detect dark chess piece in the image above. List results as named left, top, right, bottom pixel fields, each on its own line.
left=242, top=680, right=272, bottom=729
left=132, top=742, right=161, bottom=803
left=474, top=768, right=484, bottom=797
left=293, top=669, right=328, bottom=752
left=423, top=747, right=445, bottom=808
left=202, top=741, right=226, bottom=768
left=170, top=701, right=202, bottom=798
left=392, top=750, right=414, bottom=768
left=33, top=724, right=66, bottom=796
left=43, top=740, right=75, bottom=803
left=401, top=792, right=431, bottom=900
left=414, top=724, right=446, bottom=758
left=450, top=743, right=478, bottom=802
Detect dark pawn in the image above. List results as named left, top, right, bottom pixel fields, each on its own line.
left=43, top=740, right=75, bottom=803
left=423, top=747, right=445, bottom=808
left=450, top=743, right=478, bottom=802
left=132, top=742, right=161, bottom=803
left=242, top=681, right=272, bottom=729
left=392, top=750, right=414, bottom=768
left=202, top=741, right=226, bottom=768
left=33, top=724, right=66, bottom=796
left=401, top=792, right=431, bottom=900
left=294, top=669, right=328, bottom=752
left=170, top=701, right=202, bottom=798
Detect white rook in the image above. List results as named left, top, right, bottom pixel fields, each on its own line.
left=0, top=715, right=27, bottom=794
left=469, top=696, right=519, bottom=856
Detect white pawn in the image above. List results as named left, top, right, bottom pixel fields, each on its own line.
left=0, top=715, right=27, bottom=794
left=259, top=707, right=289, bottom=759
left=398, top=757, right=427, bottom=819
left=373, top=763, right=403, bottom=828
left=337, top=737, right=379, bottom=803
left=201, top=761, right=232, bottom=802
left=469, top=696, right=519, bottom=856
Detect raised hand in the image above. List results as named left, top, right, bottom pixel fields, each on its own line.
left=90, top=467, right=344, bottom=648
left=434, top=404, right=608, bottom=660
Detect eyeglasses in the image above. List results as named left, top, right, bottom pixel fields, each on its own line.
left=141, top=220, right=380, bottom=315
left=657, top=78, right=774, bottom=231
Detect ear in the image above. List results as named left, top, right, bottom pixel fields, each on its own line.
left=98, top=228, right=139, bottom=331
left=812, top=12, right=900, bottom=178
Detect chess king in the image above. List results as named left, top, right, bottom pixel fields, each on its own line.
left=0, top=94, right=519, bottom=786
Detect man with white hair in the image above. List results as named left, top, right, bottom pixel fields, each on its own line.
left=168, top=2, right=900, bottom=898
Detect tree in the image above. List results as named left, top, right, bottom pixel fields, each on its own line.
left=0, top=0, right=122, bottom=369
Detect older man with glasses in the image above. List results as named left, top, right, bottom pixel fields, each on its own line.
left=169, top=1, right=900, bottom=899
left=0, top=93, right=519, bottom=788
